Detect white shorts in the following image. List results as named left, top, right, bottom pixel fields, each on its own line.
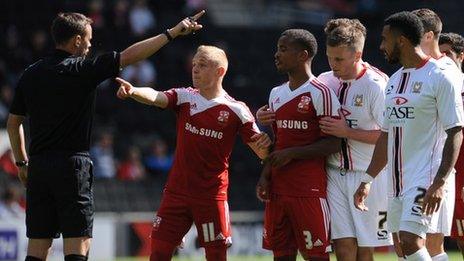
left=427, top=172, right=455, bottom=236
left=388, top=186, right=441, bottom=239
left=327, top=166, right=393, bottom=247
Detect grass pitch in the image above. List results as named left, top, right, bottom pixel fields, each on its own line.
left=114, top=252, right=463, bottom=260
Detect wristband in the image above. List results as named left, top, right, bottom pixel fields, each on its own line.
left=15, top=160, right=28, bottom=167
left=164, top=29, right=173, bottom=41
left=360, top=172, right=374, bottom=184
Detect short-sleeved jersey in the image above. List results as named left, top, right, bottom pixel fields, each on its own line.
left=436, top=55, right=464, bottom=196
left=9, top=49, right=120, bottom=155
left=163, top=87, right=260, bottom=200
left=318, top=63, right=388, bottom=172
left=382, top=58, right=464, bottom=197
left=269, top=77, right=340, bottom=197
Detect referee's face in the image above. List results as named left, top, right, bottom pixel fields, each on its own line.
left=77, top=24, right=92, bottom=57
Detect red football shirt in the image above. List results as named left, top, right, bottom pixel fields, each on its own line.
left=163, top=87, right=260, bottom=200
left=269, top=77, right=340, bottom=198
left=455, top=81, right=464, bottom=199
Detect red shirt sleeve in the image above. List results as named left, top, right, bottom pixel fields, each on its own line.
left=163, top=88, right=179, bottom=110
left=240, top=121, right=260, bottom=143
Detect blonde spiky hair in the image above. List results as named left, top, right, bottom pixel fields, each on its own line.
left=195, top=45, right=228, bottom=72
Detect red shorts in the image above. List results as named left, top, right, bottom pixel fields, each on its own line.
left=452, top=159, right=464, bottom=239
left=151, top=191, right=232, bottom=247
left=451, top=190, right=464, bottom=239
left=263, top=194, right=330, bottom=257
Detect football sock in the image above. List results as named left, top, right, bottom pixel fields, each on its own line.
left=405, top=247, right=431, bottom=260
left=25, top=256, right=42, bottom=261
left=431, top=252, right=448, bottom=261
left=64, top=254, right=87, bottom=261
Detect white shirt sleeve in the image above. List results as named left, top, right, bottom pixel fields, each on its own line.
left=435, top=70, right=464, bottom=130
left=312, top=82, right=340, bottom=117
left=370, top=79, right=387, bottom=127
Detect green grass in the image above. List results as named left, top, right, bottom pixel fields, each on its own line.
left=114, top=252, right=463, bottom=260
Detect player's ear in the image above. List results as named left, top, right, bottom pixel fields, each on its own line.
left=458, top=52, right=464, bottom=63
left=398, top=35, right=407, bottom=47
left=74, top=34, right=82, bottom=48
left=299, top=50, right=309, bottom=62
left=424, top=31, right=434, bottom=42
left=217, top=66, right=226, bottom=77
left=354, top=51, right=362, bottom=62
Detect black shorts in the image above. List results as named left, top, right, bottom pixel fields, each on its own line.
left=26, top=151, right=94, bottom=239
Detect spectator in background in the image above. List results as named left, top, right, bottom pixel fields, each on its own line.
left=117, top=146, right=145, bottom=181
left=88, top=0, right=105, bottom=30
left=0, top=83, right=12, bottom=125
left=129, top=0, right=156, bottom=37
left=184, top=0, right=207, bottom=14
left=0, top=149, right=18, bottom=177
left=144, top=138, right=173, bottom=176
left=121, top=60, right=157, bottom=86
left=90, top=132, right=116, bottom=179
left=0, top=186, right=25, bottom=219
left=109, top=0, right=131, bottom=48
left=29, top=30, right=49, bottom=64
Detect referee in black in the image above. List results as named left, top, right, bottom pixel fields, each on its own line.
left=7, top=11, right=205, bottom=261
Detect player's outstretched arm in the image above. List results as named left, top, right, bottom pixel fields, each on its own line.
left=115, top=77, right=169, bottom=108
left=354, top=131, right=388, bottom=211
left=423, top=126, right=463, bottom=215
left=6, top=114, right=28, bottom=187
left=119, top=10, right=205, bottom=68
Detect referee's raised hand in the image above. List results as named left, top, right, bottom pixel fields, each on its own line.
left=170, top=10, right=206, bottom=37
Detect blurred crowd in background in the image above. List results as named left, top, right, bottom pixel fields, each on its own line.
left=0, top=0, right=461, bottom=214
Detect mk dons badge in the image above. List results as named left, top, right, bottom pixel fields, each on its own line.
left=412, top=81, right=423, bottom=93
left=353, top=94, right=363, bottom=107
left=218, top=110, right=230, bottom=125
left=297, top=95, right=311, bottom=113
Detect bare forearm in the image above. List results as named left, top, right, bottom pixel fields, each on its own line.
left=346, top=128, right=381, bottom=144
left=290, top=136, right=341, bottom=160
left=6, top=118, right=27, bottom=162
left=366, top=131, right=388, bottom=178
left=120, top=34, right=170, bottom=68
left=434, top=127, right=463, bottom=185
left=260, top=162, right=272, bottom=179
left=130, top=87, right=168, bottom=108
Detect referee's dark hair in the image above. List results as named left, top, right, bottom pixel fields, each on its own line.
left=51, top=12, right=93, bottom=45
left=281, top=29, right=318, bottom=59
left=411, top=8, right=442, bottom=39
left=384, top=11, right=424, bottom=46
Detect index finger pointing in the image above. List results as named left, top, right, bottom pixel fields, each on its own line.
left=192, top=10, right=206, bottom=21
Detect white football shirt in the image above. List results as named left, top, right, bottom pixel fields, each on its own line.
left=382, top=58, right=464, bottom=197
left=318, top=63, right=388, bottom=171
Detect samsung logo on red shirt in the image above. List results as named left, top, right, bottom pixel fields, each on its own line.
left=185, top=122, right=224, bottom=139
left=276, top=120, right=308, bottom=129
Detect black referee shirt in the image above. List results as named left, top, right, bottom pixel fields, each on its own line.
left=10, top=49, right=120, bottom=156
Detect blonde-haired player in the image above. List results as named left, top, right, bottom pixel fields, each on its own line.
left=117, top=44, right=271, bottom=261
